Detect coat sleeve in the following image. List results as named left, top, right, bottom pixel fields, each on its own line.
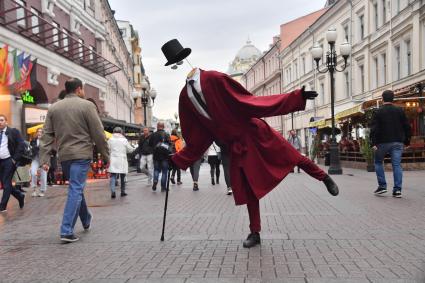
left=126, top=140, right=135, bottom=154
left=172, top=95, right=214, bottom=170
left=214, top=73, right=306, bottom=119
left=12, top=129, right=25, bottom=163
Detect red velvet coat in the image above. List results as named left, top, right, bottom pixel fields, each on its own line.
left=172, top=70, right=306, bottom=205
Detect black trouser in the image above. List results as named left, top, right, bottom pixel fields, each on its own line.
left=171, top=165, right=181, bottom=182
left=47, top=167, right=56, bottom=184
left=221, top=152, right=231, bottom=188
left=0, top=158, right=23, bottom=209
left=208, top=156, right=220, bottom=180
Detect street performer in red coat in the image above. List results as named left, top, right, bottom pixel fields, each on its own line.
left=162, top=39, right=339, bottom=248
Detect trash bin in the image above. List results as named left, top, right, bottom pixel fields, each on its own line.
left=325, top=152, right=330, bottom=166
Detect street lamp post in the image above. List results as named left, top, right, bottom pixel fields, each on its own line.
left=311, top=27, right=351, bottom=175
left=140, top=77, right=157, bottom=127
left=131, top=91, right=141, bottom=124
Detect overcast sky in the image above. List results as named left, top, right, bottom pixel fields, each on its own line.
left=109, top=0, right=325, bottom=119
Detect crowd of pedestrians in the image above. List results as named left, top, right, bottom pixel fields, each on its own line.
left=0, top=78, right=413, bottom=246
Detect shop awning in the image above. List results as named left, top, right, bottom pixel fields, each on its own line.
left=335, top=104, right=364, bottom=120
left=309, top=118, right=332, bottom=129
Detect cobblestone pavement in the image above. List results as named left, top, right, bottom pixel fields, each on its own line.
left=0, top=164, right=424, bottom=283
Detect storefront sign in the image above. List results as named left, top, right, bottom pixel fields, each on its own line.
left=25, top=107, right=47, bottom=123
left=21, top=90, right=35, bottom=104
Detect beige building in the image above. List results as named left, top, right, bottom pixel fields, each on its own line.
left=278, top=0, right=425, bottom=153
left=227, top=39, right=262, bottom=83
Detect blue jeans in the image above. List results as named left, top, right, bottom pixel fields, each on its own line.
left=60, top=159, right=91, bottom=236
left=374, top=142, right=404, bottom=191
left=109, top=173, right=125, bottom=193
left=153, top=160, right=169, bottom=189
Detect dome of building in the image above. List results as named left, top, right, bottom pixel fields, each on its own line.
left=227, top=39, right=262, bottom=83
left=236, top=40, right=261, bottom=61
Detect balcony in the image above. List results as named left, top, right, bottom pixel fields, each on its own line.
left=0, top=0, right=120, bottom=77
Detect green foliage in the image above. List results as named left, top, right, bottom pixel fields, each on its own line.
left=360, top=135, right=374, bottom=164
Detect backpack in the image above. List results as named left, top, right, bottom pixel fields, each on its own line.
left=18, top=141, right=33, bottom=166
left=153, top=132, right=171, bottom=160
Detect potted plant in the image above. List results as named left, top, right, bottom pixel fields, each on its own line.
left=360, top=135, right=375, bottom=172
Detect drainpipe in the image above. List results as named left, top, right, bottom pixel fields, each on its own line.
left=348, top=0, right=354, bottom=101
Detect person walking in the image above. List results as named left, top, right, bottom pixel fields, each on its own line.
left=288, top=130, right=302, bottom=173
left=170, top=129, right=183, bottom=185
left=47, top=150, right=57, bottom=186
left=370, top=90, right=411, bottom=198
left=40, top=78, right=109, bottom=243
left=207, top=143, right=221, bottom=185
left=218, top=142, right=232, bottom=195
left=0, top=114, right=26, bottom=212
left=137, top=127, right=153, bottom=185
left=189, top=159, right=202, bottom=191
left=107, top=127, right=135, bottom=198
left=30, top=128, right=48, bottom=197
left=149, top=122, right=171, bottom=192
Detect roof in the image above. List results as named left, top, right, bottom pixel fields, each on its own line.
left=280, top=8, right=328, bottom=51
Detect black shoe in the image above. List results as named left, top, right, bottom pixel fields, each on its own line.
left=211, top=178, right=215, bottom=185
left=170, top=177, right=176, bottom=184
left=111, top=192, right=116, bottom=199
left=393, top=189, right=402, bottom=198
left=152, top=182, right=157, bottom=191
left=323, top=175, right=339, bottom=196
left=374, top=187, right=387, bottom=195
left=161, top=187, right=168, bottom=192
left=177, top=181, right=182, bottom=185
left=0, top=207, right=6, bottom=213
left=18, top=194, right=25, bottom=209
left=243, top=232, right=261, bottom=248
left=193, top=183, right=199, bottom=191
left=121, top=191, right=128, bottom=197
left=60, top=234, right=79, bottom=243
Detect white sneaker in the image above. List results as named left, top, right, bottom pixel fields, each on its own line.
left=227, top=187, right=233, bottom=195
left=38, top=192, right=45, bottom=197
left=31, top=191, right=38, bottom=197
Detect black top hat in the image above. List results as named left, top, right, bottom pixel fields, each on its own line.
left=161, top=39, right=191, bottom=66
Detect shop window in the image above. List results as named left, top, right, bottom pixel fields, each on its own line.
left=16, top=0, right=26, bottom=27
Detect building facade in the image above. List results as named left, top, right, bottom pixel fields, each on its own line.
left=279, top=0, right=425, bottom=153
left=227, top=39, right=262, bottom=83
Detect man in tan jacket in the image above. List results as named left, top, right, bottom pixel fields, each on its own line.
left=40, top=78, right=109, bottom=243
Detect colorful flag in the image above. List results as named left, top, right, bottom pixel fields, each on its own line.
left=0, top=45, right=9, bottom=85
left=13, top=50, right=22, bottom=83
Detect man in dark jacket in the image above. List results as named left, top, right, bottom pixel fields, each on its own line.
left=0, top=114, right=25, bottom=212
left=149, top=122, right=171, bottom=192
left=137, top=127, right=153, bottom=184
left=370, top=90, right=411, bottom=198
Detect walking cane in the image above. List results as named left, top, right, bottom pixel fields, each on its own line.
left=160, top=167, right=172, bottom=241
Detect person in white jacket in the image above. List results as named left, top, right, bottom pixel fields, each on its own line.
left=107, top=127, right=135, bottom=198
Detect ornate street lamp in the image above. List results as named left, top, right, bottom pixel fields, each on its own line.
left=140, top=77, right=157, bottom=127
left=311, top=27, right=351, bottom=175
left=130, top=91, right=141, bottom=124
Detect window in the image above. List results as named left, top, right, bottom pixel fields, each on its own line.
left=394, top=45, right=401, bottom=80
left=89, top=45, right=94, bottom=61
left=373, top=2, right=378, bottom=30
left=52, top=22, right=59, bottom=46
left=382, top=0, right=386, bottom=24
left=405, top=39, right=411, bottom=76
left=78, top=38, right=84, bottom=59
left=137, top=73, right=141, bottom=84
left=396, top=0, right=400, bottom=14
left=359, top=14, right=365, bottom=40
left=344, top=71, right=349, bottom=98
left=63, top=29, right=69, bottom=51
left=120, top=28, right=126, bottom=37
left=380, top=53, right=387, bottom=85
left=16, top=0, right=26, bottom=27
left=301, top=57, right=306, bottom=75
left=359, top=64, right=365, bottom=93
left=289, top=67, right=292, bottom=83
left=294, top=62, right=298, bottom=80
left=319, top=82, right=325, bottom=105
left=373, top=57, right=379, bottom=88
left=30, top=8, right=40, bottom=34
left=343, top=24, right=349, bottom=42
